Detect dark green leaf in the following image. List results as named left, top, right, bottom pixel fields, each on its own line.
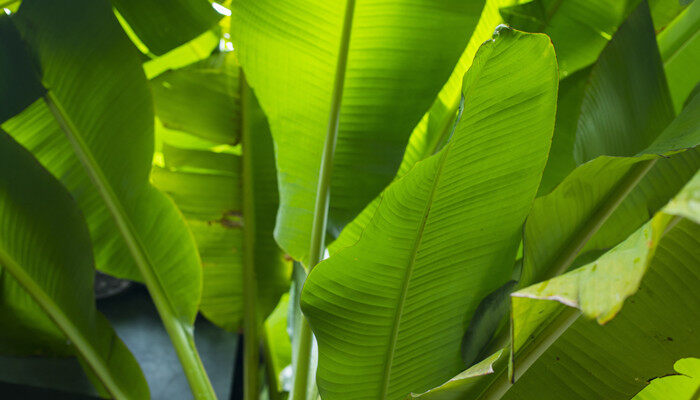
left=0, top=130, right=149, bottom=399
left=574, top=0, right=674, bottom=162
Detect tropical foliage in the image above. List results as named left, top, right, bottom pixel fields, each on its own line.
left=0, top=0, right=698, bottom=399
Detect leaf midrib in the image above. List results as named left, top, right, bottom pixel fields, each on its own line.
left=42, top=92, right=216, bottom=398
left=379, top=40, right=494, bottom=398
left=380, top=147, right=451, bottom=400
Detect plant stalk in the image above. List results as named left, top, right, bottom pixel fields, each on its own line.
left=477, top=157, right=658, bottom=399
left=478, top=307, right=581, bottom=400
left=240, top=71, right=261, bottom=400
left=542, top=158, right=657, bottom=280
left=261, top=328, right=282, bottom=400
left=44, top=92, right=217, bottom=400
left=291, top=1, right=357, bottom=399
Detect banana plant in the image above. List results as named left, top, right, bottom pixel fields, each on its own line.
left=0, top=0, right=698, bottom=399
left=0, top=0, right=216, bottom=397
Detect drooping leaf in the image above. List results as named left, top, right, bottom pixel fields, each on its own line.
left=657, top=0, right=700, bottom=113
left=663, top=169, right=700, bottom=224
left=2, top=0, right=202, bottom=324
left=522, top=110, right=699, bottom=289
left=497, top=219, right=700, bottom=400
left=500, top=0, right=637, bottom=77
left=301, top=28, right=557, bottom=400
left=232, top=0, right=487, bottom=263
left=417, top=183, right=700, bottom=400
left=151, top=52, right=289, bottom=331
left=0, top=129, right=149, bottom=399
left=522, top=1, right=699, bottom=287
left=0, top=2, right=215, bottom=394
left=631, top=358, right=700, bottom=400
left=109, top=0, right=222, bottom=55
left=502, top=186, right=700, bottom=399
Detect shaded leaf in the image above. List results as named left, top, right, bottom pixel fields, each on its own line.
left=2, top=0, right=202, bottom=324
left=500, top=0, right=637, bottom=76
left=151, top=54, right=240, bottom=145
left=0, top=16, right=44, bottom=123
left=0, top=130, right=149, bottom=399
left=574, top=0, right=674, bottom=163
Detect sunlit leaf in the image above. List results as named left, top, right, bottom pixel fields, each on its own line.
left=232, top=0, right=488, bottom=263
left=301, top=28, right=557, bottom=400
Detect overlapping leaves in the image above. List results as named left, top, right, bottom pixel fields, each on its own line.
left=301, top=28, right=558, bottom=400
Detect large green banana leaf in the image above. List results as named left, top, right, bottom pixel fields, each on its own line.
left=150, top=52, right=290, bottom=331
left=0, top=0, right=215, bottom=394
left=0, top=130, right=149, bottom=399
left=1, top=0, right=201, bottom=325
left=632, top=358, right=700, bottom=400
left=329, top=0, right=515, bottom=252
left=500, top=185, right=700, bottom=400
left=657, top=0, right=700, bottom=112
left=408, top=174, right=700, bottom=399
left=109, top=0, right=221, bottom=56
left=231, top=0, right=487, bottom=263
left=500, top=0, right=637, bottom=77
left=301, top=28, right=557, bottom=400
left=521, top=1, right=699, bottom=287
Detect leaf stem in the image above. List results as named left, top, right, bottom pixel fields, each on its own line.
left=477, top=157, right=658, bottom=399
left=478, top=307, right=581, bottom=400
left=291, top=1, right=357, bottom=399
left=240, top=71, right=261, bottom=400
left=44, top=92, right=217, bottom=400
